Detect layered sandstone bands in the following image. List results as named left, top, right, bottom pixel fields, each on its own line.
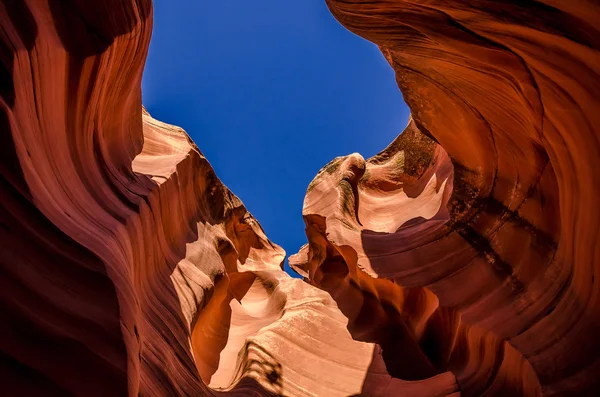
left=292, top=0, right=600, bottom=396
left=1, top=0, right=599, bottom=396
left=0, top=1, right=401, bottom=396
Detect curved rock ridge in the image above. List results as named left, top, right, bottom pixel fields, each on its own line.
left=1, top=0, right=600, bottom=396
left=291, top=0, right=600, bottom=396
left=0, top=1, right=408, bottom=396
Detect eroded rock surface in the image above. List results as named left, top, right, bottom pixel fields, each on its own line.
left=291, top=1, right=600, bottom=396
left=0, top=1, right=393, bottom=396
left=1, top=0, right=599, bottom=397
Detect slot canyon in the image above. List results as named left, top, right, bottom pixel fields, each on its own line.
left=1, top=0, right=599, bottom=396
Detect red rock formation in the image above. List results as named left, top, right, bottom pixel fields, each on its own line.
left=1, top=0, right=599, bottom=397
left=0, top=2, right=403, bottom=396
left=291, top=0, right=600, bottom=396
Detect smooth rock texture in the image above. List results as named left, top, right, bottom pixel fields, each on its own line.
left=0, top=1, right=404, bottom=396
left=291, top=0, right=600, bottom=396
left=1, top=0, right=599, bottom=397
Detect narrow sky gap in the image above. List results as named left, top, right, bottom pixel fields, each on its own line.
left=142, top=0, right=410, bottom=276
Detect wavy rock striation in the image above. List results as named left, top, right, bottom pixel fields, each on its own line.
left=291, top=1, right=600, bottom=396
left=1, top=0, right=599, bottom=397
left=0, top=1, right=397, bottom=396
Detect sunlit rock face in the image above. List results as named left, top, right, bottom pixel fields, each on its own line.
left=291, top=0, right=600, bottom=396
left=1, top=0, right=599, bottom=397
left=0, top=1, right=398, bottom=396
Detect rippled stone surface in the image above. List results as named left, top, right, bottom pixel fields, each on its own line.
left=1, top=1, right=599, bottom=396
left=291, top=1, right=600, bottom=396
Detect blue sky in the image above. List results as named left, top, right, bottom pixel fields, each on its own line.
left=142, top=1, right=409, bottom=276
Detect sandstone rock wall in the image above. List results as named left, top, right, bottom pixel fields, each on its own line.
left=0, top=1, right=391, bottom=396
left=1, top=1, right=599, bottom=396
left=291, top=1, right=600, bottom=396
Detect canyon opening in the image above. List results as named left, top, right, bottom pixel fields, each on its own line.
left=1, top=1, right=600, bottom=397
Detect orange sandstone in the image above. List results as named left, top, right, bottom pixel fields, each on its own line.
left=1, top=1, right=599, bottom=397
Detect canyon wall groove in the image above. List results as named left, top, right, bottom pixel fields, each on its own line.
left=2, top=1, right=599, bottom=396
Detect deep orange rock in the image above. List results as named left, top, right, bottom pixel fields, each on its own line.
left=0, top=2, right=403, bottom=396
left=291, top=1, right=600, bottom=396
left=1, top=1, right=599, bottom=396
